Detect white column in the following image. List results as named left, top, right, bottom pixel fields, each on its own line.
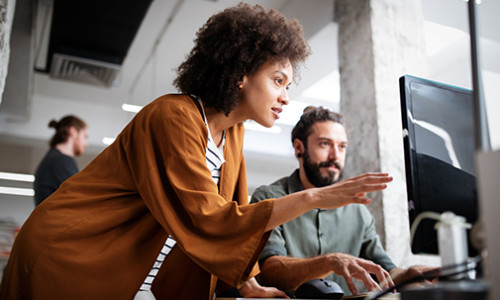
left=335, top=0, right=437, bottom=267
left=0, top=0, right=16, bottom=103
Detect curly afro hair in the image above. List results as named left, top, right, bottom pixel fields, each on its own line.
left=174, top=3, right=311, bottom=115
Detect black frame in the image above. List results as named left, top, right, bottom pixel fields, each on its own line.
left=399, top=75, right=478, bottom=255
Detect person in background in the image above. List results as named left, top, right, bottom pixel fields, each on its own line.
left=251, top=106, right=430, bottom=296
left=0, top=4, right=393, bottom=299
left=34, top=115, right=88, bottom=206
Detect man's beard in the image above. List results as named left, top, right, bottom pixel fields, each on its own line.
left=73, top=142, right=83, bottom=157
left=302, top=150, right=342, bottom=187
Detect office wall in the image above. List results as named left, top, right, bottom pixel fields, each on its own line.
left=0, top=134, right=298, bottom=226
left=0, top=136, right=99, bottom=225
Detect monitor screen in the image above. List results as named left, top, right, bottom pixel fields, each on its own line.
left=399, top=75, right=478, bottom=255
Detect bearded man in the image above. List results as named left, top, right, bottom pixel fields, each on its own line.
left=251, top=106, right=429, bottom=297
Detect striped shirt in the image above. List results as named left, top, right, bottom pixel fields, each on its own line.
left=140, top=98, right=225, bottom=291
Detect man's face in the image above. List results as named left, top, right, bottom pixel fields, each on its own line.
left=73, top=127, right=89, bottom=156
left=302, top=121, right=348, bottom=187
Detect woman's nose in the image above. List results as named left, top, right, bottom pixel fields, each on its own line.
left=279, top=90, right=289, bottom=105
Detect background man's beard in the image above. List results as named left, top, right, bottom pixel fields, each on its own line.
left=303, top=151, right=342, bottom=187
left=73, top=145, right=82, bottom=156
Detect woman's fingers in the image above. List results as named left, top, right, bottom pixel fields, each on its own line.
left=342, top=173, right=392, bottom=194
left=344, top=172, right=391, bottom=181
left=351, top=197, right=372, bottom=205
left=316, top=172, right=392, bottom=209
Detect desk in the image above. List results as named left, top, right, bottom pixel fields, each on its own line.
left=400, top=280, right=488, bottom=300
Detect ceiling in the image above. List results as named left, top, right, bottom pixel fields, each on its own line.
left=44, top=0, right=152, bottom=67
left=2, top=0, right=340, bottom=154
left=0, top=0, right=499, bottom=188
left=39, top=0, right=154, bottom=87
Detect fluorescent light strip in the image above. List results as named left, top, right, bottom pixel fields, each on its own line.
left=102, top=137, right=116, bottom=146
left=0, top=186, right=35, bottom=197
left=0, top=171, right=35, bottom=182
left=122, top=103, right=143, bottom=113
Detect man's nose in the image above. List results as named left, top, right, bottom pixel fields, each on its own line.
left=328, top=146, right=340, bottom=161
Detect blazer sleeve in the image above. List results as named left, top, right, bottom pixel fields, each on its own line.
left=120, top=95, right=273, bottom=287
left=250, top=185, right=288, bottom=263
left=233, top=156, right=270, bottom=280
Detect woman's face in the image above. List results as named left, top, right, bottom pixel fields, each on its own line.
left=238, top=59, right=293, bottom=128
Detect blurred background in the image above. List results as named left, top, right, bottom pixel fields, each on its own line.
left=0, top=0, right=498, bottom=228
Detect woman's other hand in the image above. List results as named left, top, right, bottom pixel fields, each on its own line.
left=239, top=277, right=289, bottom=298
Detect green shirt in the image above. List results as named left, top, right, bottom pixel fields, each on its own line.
left=250, top=169, right=396, bottom=295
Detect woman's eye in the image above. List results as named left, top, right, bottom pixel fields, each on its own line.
left=275, top=78, right=283, bottom=85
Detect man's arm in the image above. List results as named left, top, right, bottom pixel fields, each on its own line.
left=357, top=208, right=438, bottom=289
left=259, top=253, right=394, bottom=295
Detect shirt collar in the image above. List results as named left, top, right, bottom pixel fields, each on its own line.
left=287, top=169, right=305, bottom=194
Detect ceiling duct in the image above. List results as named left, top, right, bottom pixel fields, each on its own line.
left=39, top=0, right=153, bottom=87
left=50, top=53, right=121, bottom=87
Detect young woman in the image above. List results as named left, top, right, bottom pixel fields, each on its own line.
left=0, top=4, right=392, bottom=299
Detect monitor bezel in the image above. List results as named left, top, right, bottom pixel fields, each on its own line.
left=399, top=74, right=477, bottom=255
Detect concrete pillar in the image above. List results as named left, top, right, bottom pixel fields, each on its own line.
left=1, top=0, right=34, bottom=121
left=0, top=0, right=16, bottom=103
left=335, top=0, right=435, bottom=267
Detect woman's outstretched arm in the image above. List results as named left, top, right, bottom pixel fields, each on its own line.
left=265, top=172, right=393, bottom=231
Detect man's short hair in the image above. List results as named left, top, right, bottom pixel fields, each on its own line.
left=48, top=115, right=87, bottom=148
left=291, top=106, right=344, bottom=148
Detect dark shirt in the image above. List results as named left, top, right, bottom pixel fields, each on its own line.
left=34, top=147, right=78, bottom=206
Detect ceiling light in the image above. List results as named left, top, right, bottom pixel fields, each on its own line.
left=0, top=172, right=35, bottom=182
left=122, top=103, right=143, bottom=113
left=102, top=137, right=116, bottom=146
left=0, top=186, right=35, bottom=197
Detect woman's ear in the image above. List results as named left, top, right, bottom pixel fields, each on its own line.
left=239, top=75, right=249, bottom=89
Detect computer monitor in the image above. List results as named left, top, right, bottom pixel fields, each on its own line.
left=399, top=75, right=479, bottom=255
